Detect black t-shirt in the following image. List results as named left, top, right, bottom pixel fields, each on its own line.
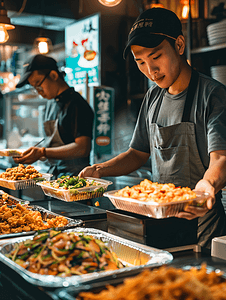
left=44, top=87, right=94, bottom=145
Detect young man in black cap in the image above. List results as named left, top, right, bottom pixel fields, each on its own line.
left=79, top=8, right=226, bottom=249
left=14, top=54, right=94, bottom=179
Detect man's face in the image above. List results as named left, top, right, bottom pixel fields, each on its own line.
left=131, top=38, right=183, bottom=90
left=28, top=70, right=58, bottom=99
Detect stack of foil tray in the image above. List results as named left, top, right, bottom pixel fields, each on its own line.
left=0, top=228, right=173, bottom=288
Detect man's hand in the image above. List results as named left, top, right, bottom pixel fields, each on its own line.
left=176, top=179, right=215, bottom=220
left=13, top=147, right=44, bottom=164
left=78, top=165, right=102, bottom=178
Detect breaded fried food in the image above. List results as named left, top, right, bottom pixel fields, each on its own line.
left=0, top=164, right=42, bottom=180
left=0, top=204, right=68, bottom=234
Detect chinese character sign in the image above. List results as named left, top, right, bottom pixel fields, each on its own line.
left=94, top=87, right=114, bottom=157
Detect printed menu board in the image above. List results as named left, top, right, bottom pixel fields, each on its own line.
left=65, top=13, right=101, bottom=91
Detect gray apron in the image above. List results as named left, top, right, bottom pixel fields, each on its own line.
left=43, top=118, right=89, bottom=179
left=147, top=69, right=226, bottom=249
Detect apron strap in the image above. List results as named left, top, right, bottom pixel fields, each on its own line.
left=182, top=69, right=199, bottom=122
left=152, top=91, right=165, bottom=124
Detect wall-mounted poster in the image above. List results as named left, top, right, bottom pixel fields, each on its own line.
left=93, top=86, right=114, bottom=159
left=65, top=13, right=101, bottom=93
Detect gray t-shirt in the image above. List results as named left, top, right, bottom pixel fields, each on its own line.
left=130, top=72, right=226, bottom=169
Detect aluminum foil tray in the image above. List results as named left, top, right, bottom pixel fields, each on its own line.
left=0, top=148, right=24, bottom=157
left=37, top=177, right=112, bottom=202
left=0, top=227, right=173, bottom=288
left=55, top=264, right=226, bottom=300
left=0, top=205, right=83, bottom=240
left=104, top=190, right=209, bottom=219
left=0, top=190, right=30, bottom=206
left=0, top=173, right=52, bottom=190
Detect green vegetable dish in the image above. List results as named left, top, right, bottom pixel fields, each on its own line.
left=37, top=176, right=111, bottom=201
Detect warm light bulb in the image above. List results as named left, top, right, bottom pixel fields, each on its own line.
left=150, top=3, right=164, bottom=8
left=98, top=0, right=122, bottom=7
left=38, top=41, right=48, bottom=54
left=182, top=4, right=189, bottom=19
left=0, top=26, right=9, bottom=43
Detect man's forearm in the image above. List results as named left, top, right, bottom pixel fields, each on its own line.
left=45, top=142, right=89, bottom=160
left=94, top=149, right=150, bottom=178
left=203, top=152, right=226, bottom=194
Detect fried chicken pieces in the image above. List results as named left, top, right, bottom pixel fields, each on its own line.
left=0, top=203, right=68, bottom=234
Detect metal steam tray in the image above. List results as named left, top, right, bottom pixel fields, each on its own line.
left=104, top=190, right=209, bottom=219
left=0, top=227, right=173, bottom=288
left=37, top=177, right=112, bottom=202
left=0, top=173, right=52, bottom=190
left=55, top=263, right=226, bottom=300
left=0, top=189, right=30, bottom=206
left=0, top=205, right=83, bottom=240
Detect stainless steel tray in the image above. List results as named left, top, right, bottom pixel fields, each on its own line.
left=0, top=205, right=83, bottom=240
left=0, top=228, right=173, bottom=288
left=0, top=190, right=30, bottom=206
left=37, top=177, right=112, bottom=202
left=104, top=190, right=209, bottom=219
left=0, top=173, right=52, bottom=190
left=55, top=263, right=226, bottom=300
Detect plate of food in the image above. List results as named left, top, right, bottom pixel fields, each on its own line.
left=0, top=164, right=52, bottom=190
left=104, top=179, right=209, bottom=218
left=37, top=176, right=112, bottom=202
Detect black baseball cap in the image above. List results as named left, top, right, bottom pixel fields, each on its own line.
left=123, top=8, right=183, bottom=59
left=16, top=54, right=59, bottom=88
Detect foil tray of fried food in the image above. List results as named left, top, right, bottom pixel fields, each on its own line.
left=0, top=204, right=83, bottom=240
left=0, top=228, right=173, bottom=287
left=104, top=179, right=209, bottom=218
left=56, top=263, right=226, bottom=300
left=0, top=164, right=52, bottom=190
left=0, top=190, right=30, bottom=206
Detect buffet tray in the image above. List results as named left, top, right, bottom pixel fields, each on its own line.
left=0, top=148, right=24, bottom=157
left=55, top=263, right=226, bottom=300
left=0, top=189, right=30, bottom=206
left=0, top=227, right=173, bottom=288
left=0, top=173, right=52, bottom=190
left=37, top=177, right=112, bottom=202
left=0, top=205, right=83, bottom=240
left=104, top=190, right=209, bottom=219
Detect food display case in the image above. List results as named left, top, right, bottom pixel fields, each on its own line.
left=3, top=86, right=47, bottom=149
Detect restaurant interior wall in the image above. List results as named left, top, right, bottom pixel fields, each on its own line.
left=0, top=0, right=224, bottom=168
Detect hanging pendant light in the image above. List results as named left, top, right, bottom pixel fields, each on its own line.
left=34, top=34, right=53, bottom=54
left=0, top=0, right=15, bottom=43
left=33, top=17, right=52, bottom=54
left=98, top=0, right=122, bottom=7
left=143, top=0, right=164, bottom=10
left=180, top=0, right=195, bottom=19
